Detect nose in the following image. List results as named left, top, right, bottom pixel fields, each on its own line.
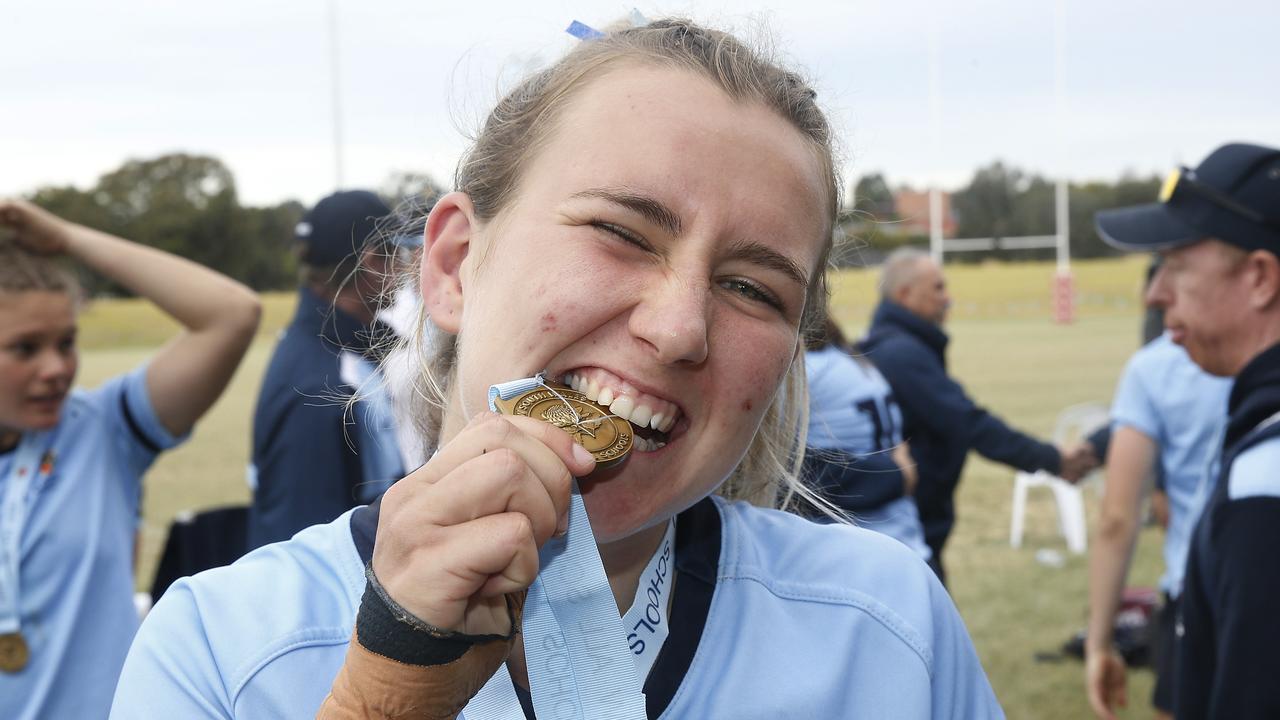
left=1145, top=264, right=1171, bottom=309
left=629, top=273, right=711, bottom=365
left=37, top=347, right=75, bottom=383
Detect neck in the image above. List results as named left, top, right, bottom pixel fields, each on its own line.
left=307, top=282, right=376, bottom=326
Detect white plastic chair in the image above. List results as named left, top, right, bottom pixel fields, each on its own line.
left=1010, top=402, right=1108, bottom=555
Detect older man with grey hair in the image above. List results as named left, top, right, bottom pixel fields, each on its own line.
left=861, top=247, right=1096, bottom=582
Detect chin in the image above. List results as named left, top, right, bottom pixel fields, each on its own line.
left=578, top=471, right=672, bottom=543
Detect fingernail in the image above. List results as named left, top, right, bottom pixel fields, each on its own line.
left=555, top=514, right=569, bottom=537
left=571, top=441, right=594, bottom=467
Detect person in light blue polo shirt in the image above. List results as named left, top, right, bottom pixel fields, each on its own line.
left=0, top=199, right=260, bottom=720
left=1084, top=333, right=1230, bottom=719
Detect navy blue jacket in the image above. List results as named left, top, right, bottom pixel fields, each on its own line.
left=862, top=300, right=1060, bottom=556
left=247, top=288, right=402, bottom=550
left=1177, top=341, right=1280, bottom=719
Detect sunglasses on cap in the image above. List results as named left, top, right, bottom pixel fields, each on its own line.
left=1161, top=166, right=1279, bottom=230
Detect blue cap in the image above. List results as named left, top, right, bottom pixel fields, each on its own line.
left=1096, top=142, right=1280, bottom=254
left=295, top=190, right=393, bottom=267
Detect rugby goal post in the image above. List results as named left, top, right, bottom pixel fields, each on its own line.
left=928, top=180, right=1075, bottom=324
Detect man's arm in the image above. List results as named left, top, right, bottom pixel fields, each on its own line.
left=1084, top=426, right=1157, bottom=720
left=875, top=344, right=1060, bottom=474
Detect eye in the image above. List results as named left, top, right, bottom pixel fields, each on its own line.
left=8, top=341, right=38, bottom=359
left=58, top=336, right=76, bottom=354
left=719, top=277, right=784, bottom=312
left=590, top=221, right=655, bottom=253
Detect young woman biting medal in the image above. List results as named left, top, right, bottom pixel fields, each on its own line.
left=0, top=200, right=261, bottom=719
left=110, top=19, right=1004, bottom=719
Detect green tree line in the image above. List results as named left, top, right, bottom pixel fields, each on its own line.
left=846, top=163, right=1162, bottom=263
left=21, top=153, right=443, bottom=296
left=19, top=152, right=1159, bottom=292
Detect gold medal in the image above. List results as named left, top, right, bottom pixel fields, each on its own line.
left=493, top=383, right=633, bottom=468
left=0, top=632, right=29, bottom=673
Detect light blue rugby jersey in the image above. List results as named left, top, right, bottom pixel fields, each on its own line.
left=0, top=366, right=183, bottom=720
left=1110, top=334, right=1231, bottom=597
left=111, top=497, right=1002, bottom=719
left=805, top=345, right=932, bottom=559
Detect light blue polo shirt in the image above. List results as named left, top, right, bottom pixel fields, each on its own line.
left=1110, top=334, right=1231, bottom=597
left=0, top=366, right=183, bottom=720
left=111, top=498, right=1002, bottom=718
left=805, top=345, right=932, bottom=559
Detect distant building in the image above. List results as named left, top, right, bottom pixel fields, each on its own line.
left=892, top=189, right=957, bottom=238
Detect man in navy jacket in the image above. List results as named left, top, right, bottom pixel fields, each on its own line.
left=1097, top=142, right=1280, bottom=719
left=863, top=248, right=1096, bottom=582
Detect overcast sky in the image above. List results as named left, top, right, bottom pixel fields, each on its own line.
left=4, top=0, right=1277, bottom=207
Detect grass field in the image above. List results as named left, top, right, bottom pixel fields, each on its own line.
left=78, top=255, right=1164, bottom=719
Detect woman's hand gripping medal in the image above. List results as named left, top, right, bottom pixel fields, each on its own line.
left=322, top=379, right=633, bottom=719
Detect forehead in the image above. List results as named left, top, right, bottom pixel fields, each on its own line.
left=1163, top=239, right=1240, bottom=269
left=0, top=291, right=76, bottom=337
left=514, top=65, right=829, bottom=261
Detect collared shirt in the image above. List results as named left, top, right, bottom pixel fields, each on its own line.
left=1110, top=334, right=1231, bottom=596
left=0, top=366, right=183, bottom=720
left=112, top=497, right=1003, bottom=718
left=247, top=287, right=404, bottom=549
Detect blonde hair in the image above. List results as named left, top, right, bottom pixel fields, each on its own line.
left=0, top=240, right=80, bottom=298
left=396, top=18, right=840, bottom=512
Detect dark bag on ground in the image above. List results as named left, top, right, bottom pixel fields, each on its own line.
left=1061, top=587, right=1158, bottom=667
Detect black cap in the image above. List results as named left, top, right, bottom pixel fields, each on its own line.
left=296, top=190, right=393, bottom=267
left=1096, top=142, right=1280, bottom=254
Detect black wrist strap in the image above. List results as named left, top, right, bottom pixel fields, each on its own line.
left=355, top=563, right=517, bottom=666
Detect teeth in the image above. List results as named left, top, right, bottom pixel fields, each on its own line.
left=632, top=435, right=667, bottom=452
left=609, top=395, right=634, bottom=419
left=560, top=368, right=682, bottom=434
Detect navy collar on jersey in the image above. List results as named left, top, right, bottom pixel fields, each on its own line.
left=1225, top=341, right=1280, bottom=451
left=349, top=495, right=722, bottom=720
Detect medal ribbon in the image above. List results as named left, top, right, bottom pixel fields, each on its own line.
left=463, top=377, right=651, bottom=719
left=0, top=431, right=56, bottom=635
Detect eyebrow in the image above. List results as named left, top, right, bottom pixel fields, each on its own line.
left=571, top=185, right=809, bottom=290
left=571, top=186, right=683, bottom=237
left=726, top=239, right=810, bottom=290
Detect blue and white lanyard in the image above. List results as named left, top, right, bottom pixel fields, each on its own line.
left=462, top=378, right=676, bottom=720
left=0, top=431, right=55, bottom=635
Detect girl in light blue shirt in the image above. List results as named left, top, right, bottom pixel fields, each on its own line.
left=113, top=18, right=1001, bottom=720
left=0, top=200, right=260, bottom=719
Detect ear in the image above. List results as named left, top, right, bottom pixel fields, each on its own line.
left=420, top=191, right=477, bottom=334
left=1246, top=249, right=1280, bottom=311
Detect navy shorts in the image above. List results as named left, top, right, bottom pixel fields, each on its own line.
left=1151, top=594, right=1180, bottom=713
